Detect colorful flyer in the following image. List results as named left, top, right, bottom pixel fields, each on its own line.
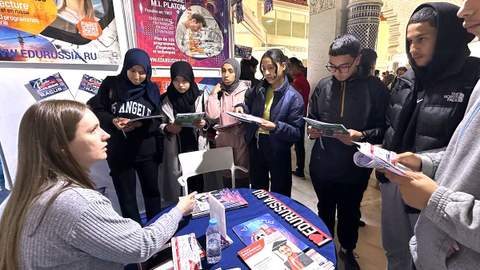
left=78, top=74, right=102, bottom=95
left=29, top=72, right=71, bottom=99
left=233, top=213, right=309, bottom=251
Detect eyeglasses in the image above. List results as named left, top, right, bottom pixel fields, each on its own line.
left=325, top=63, right=353, bottom=73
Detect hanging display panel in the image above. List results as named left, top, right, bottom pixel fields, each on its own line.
left=0, top=0, right=121, bottom=65
left=133, top=0, right=230, bottom=68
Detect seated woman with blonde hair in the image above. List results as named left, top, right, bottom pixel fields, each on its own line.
left=0, top=100, right=196, bottom=269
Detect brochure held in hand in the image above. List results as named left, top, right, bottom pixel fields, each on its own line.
left=303, top=117, right=349, bottom=137
left=353, top=142, right=410, bottom=176
left=226, top=112, right=264, bottom=125
left=174, top=112, right=205, bottom=128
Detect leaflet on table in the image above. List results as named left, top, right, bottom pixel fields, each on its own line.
left=208, top=193, right=233, bottom=248
left=174, top=112, right=205, bottom=127
left=128, top=114, right=164, bottom=123
left=353, top=142, right=410, bottom=176
left=226, top=112, right=264, bottom=125
left=238, top=231, right=332, bottom=270
left=171, top=233, right=204, bottom=270
left=232, top=213, right=308, bottom=251
left=303, top=117, right=349, bottom=137
left=183, top=189, right=248, bottom=218
left=304, top=249, right=336, bottom=270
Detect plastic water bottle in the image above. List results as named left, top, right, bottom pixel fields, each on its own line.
left=206, top=218, right=222, bottom=264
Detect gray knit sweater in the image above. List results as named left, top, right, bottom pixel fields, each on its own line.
left=19, top=182, right=182, bottom=270
left=412, top=80, right=480, bottom=270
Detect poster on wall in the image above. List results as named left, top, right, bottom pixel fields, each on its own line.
left=152, top=76, right=220, bottom=95
left=133, top=0, right=230, bottom=68
left=0, top=0, right=121, bottom=65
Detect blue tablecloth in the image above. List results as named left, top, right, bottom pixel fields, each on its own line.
left=151, top=188, right=336, bottom=269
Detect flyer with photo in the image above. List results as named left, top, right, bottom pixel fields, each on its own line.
left=174, top=112, right=205, bottom=128
left=233, top=213, right=309, bottom=251
left=238, top=231, right=320, bottom=270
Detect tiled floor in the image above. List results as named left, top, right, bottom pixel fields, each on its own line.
left=291, top=174, right=386, bottom=270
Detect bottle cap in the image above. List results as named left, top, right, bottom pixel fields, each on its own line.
left=209, top=218, right=218, bottom=225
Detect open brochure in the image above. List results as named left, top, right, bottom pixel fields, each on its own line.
left=226, top=112, right=264, bottom=125
left=128, top=114, right=164, bottom=123
left=303, top=117, right=349, bottom=137
left=353, top=142, right=410, bottom=176
left=238, top=231, right=334, bottom=270
left=174, top=112, right=205, bottom=128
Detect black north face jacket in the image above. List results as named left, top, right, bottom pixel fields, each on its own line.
left=379, top=2, right=480, bottom=185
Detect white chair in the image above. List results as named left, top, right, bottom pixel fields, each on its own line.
left=177, top=147, right=248, bottom=196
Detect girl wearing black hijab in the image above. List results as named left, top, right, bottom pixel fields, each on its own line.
left=160, top=61, right=209, bottom=203
left=88, top=48, right=163, bottom=224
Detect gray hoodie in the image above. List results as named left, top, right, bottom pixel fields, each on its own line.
left=412, top=80, right=480, bottom=269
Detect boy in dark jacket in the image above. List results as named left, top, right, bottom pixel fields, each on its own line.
left=377, top=3, right=480, bottom=270
left=307, top=34, right=389, bottom=270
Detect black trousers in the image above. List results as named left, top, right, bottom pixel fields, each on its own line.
left=110, top=159, right=161, bottom=224
left=294, top=127, right=305, bottom=173
left=249, top=134, right=292, bottom=197
left=311, top=172, right=370, bottom=250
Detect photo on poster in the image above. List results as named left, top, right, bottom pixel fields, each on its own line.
left=0, top=0, right=121, bottom=66
left=175, top=5, right=224, bottom=58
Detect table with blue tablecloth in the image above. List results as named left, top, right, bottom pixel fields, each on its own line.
left=146, top=188, right=336, bottom=269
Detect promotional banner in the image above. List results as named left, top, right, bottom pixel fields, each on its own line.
left=133, top=0, right=230, bottom=68
left=152, top=76, right=220, bottom=95
left=0, top=0, right=121, bottom=65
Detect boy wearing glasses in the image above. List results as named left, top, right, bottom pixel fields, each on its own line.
left=377, top=3, right=480, bottom=270
left=306, top=34, right=389, bottom=270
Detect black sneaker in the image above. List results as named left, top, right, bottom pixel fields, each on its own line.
left=339, top=249, right=360, bottom=270
left=292, top=170, right=305, bottom=178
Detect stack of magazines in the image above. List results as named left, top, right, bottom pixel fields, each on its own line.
left=187, top=188, right=248, bottom=218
